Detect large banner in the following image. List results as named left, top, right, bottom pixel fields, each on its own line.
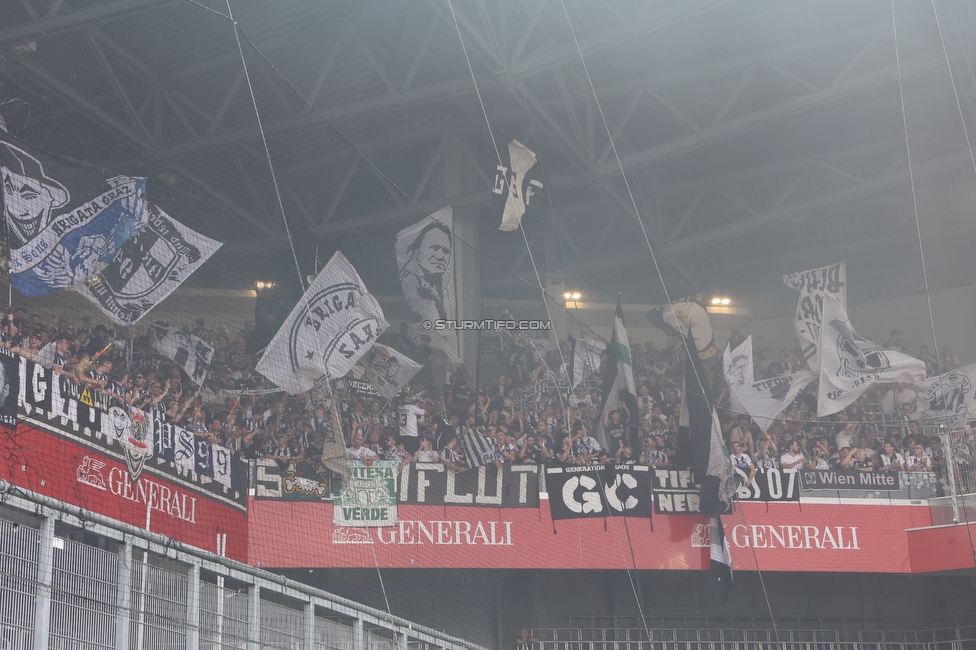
left=3, top=355, right=248, bottom=559
left=545, top=465, right=653, bottom=520
left=800, top=468, right=902, bottom=491
left=654, top=468, right=798, bottom=514
left=77, top=205, right=221, bottom=325
left=16, top=356, right=247, bottom=510
left=257, top=251, right=388, bottom=394
left=246, top=498, right=936, bottom=572
left=399, top=463, right=539, bottom=508
left=1, top=137, right=149, bottom=296
left=783, top=261, right=846, bottom=371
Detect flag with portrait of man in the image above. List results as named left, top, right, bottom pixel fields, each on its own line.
left=396, top=206, right=459, bottom=364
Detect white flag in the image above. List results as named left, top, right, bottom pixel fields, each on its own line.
left=817, top=293, right=925, bottom=416
left=914, top=363, right=976, bottom=431
left=360, top=344, right=423, bottom=400
left=257, top=251, right=388, bottom=395
left=77, top=206, right=222, bottom=325
left=396, top=206, right=459, bottom=363
left=494, top=140, right=543, bottom=231
left=723, top=336, right=753, bottom=414
left=783, top=261, right=846, bottom=372
left=731, top=369, right=816, bottom=431
left=148, top=321, right=214, bottom=386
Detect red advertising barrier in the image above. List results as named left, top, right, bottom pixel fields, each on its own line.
left=907, top=523, right=976, bottom=572
left=1, top=422, right=248, bottom=562
left=246, top=497, right=935, bottom=572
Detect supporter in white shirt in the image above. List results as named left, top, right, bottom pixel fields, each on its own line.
left=779, top=440, right=806, bottom=472
left=904, top=444, right=932, bottom=472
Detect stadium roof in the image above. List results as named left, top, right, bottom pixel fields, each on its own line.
left=2, top=0, right=975, bottom=310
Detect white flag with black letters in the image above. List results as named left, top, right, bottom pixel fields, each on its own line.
left=494, top=140, right=543, bottom=232
left=148, top=321, right=214, bottom=387
left=783, top=261, right=846, bottom=372
left=817, top=293, right=925, bottom=416
left=257, top=251, right=388, bottom=395
left=77, top=205, right=221, bottom=325
left=913, top=363, right=976, bottom=431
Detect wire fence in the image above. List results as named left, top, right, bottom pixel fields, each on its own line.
left=0, top=497, right=487, bottom=650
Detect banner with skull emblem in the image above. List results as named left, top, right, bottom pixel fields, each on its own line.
left=818, top=293, right=925, bottom=416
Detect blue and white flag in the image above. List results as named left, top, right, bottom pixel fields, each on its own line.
left=1, top=137, right=149, bottom=296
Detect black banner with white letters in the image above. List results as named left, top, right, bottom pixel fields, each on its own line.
left=0, top=348, right=20, bottom=427
left=14, top=355, right=246, bottom=509
left=545, top=464, right=652, bottom=520
left=733, top=467, right=800, bottom=502
left=400, top=463, right=539, bottom=508
left=654, top=468, right=798, bottom=515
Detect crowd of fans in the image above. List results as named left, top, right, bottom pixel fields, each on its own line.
left=2, top=306, right=975, bottom=494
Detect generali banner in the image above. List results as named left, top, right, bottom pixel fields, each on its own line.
left=246, top=498, right=934, bottom=572
left=0, top=424, right=248, bottom=561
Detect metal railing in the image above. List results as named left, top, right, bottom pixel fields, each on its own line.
left=531, top=615, right=976, bottom=650
left=0, top=480, right=489, bottom=650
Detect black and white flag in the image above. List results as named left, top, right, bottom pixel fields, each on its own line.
left=493, top=140, right=544, bottom=232
left=77, top=205, right=221, bottom=325
left=784, top=261, right=846, bottom=372
left=460, top=428, right=499, bottom=468
left=148, top=321, right=214, bottom=387
left=569, top=335, right=605, bottom=389
left=710, top=516, right=733, bottom=601
left=818, top=293, right=925, bottom=416
left=914, top=363, right=976, bottom=431
left=359, top=344, right=423, bottom=400
left=396, top=206, right=459, bottom=363
left=257, top=251, right=387, bottom=395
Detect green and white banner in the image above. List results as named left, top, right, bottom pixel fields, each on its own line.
left=333, top=460, right=398, bottom=527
